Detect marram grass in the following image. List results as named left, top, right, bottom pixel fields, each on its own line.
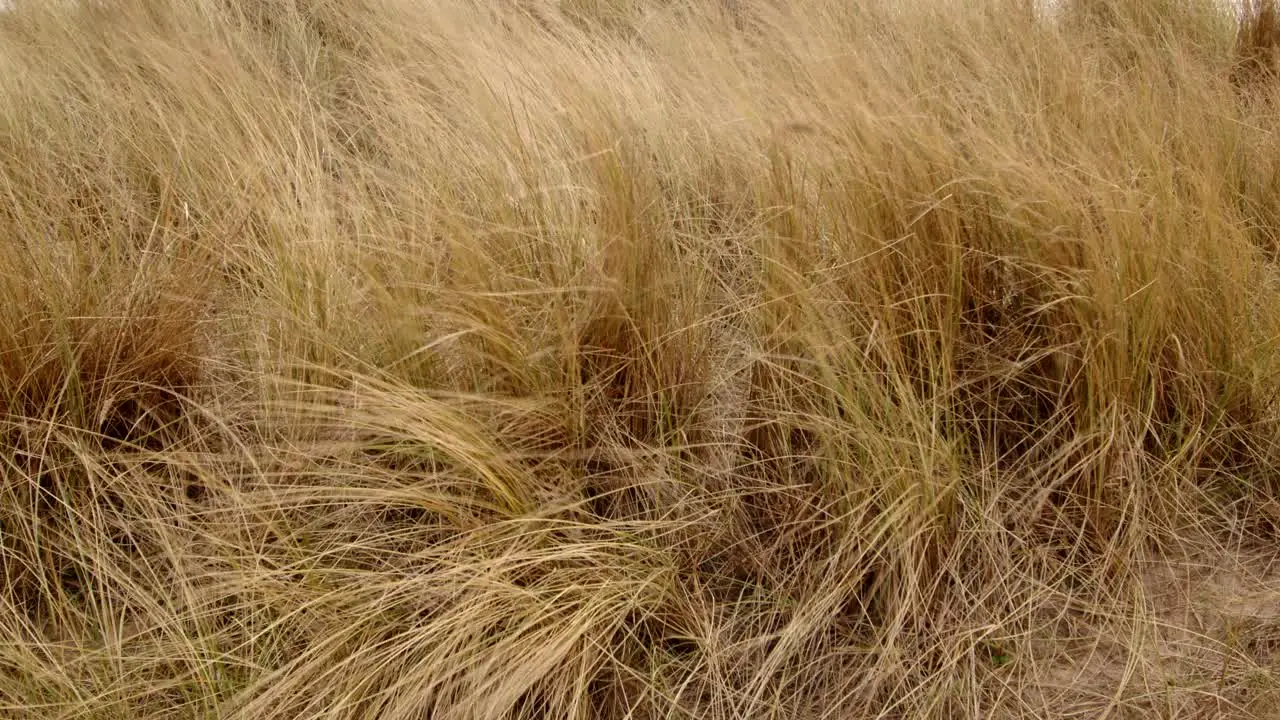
left=2, top=0, right=1280, bottom=718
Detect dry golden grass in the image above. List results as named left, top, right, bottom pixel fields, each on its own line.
left=2, top=0, right=1280, bottom=717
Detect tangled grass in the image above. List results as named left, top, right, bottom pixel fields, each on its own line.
left=2, top=0, right=1280, bottom=717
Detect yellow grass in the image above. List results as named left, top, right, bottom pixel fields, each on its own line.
left=2, top=0, right=1280, bottom=717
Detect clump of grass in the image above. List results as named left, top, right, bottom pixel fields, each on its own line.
left=2, top=0, right=1280, bottom=718
left=1235, top=0, right=1280, bottom=88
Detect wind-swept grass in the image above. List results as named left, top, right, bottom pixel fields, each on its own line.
left=2, top=0, right=1280, bottom=717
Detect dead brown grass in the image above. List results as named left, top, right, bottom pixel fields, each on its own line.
left=1, top=0, right=1280, bottom=717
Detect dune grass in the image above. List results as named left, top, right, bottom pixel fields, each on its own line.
left=2, top=0, right=1280, bottom=717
